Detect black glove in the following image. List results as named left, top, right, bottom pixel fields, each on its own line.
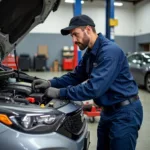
left=44, top=87, right=60, bottom=99
left=32, top=79, right=51, bottom=90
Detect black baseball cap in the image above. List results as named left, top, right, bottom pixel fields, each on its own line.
left=61, top=14, right=95, bottom=35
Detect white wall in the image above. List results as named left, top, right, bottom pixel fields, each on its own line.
left=115, top=4, right=135, bottom=36
left=82, top=1, right=135, bottom=36
left=31, top=3, right=73, bottom=33
left=31, top=0, right=135, bottom=36
left=135, top=0, right=150, bottom=36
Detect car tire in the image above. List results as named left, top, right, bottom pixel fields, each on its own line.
left=89, top=117, right=95, bottom=123
left=146, top=74, right=150, bottom=92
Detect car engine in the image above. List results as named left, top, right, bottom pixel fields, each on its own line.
left=0, top=81, right=70, bottom=109
left=0, top=67, right=70, bottom=109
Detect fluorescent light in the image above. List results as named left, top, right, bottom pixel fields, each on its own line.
left=114, top=2, right=123, bottom=6
left=65, top=0, right=84, bottom=4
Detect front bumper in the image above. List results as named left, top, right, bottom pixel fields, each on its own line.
left=0, top=123, right=90, bottom=150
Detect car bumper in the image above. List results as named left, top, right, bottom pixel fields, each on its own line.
left=0, top=123, right=90, bottom=150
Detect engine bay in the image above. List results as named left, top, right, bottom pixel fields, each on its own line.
left=0, top=68, right=70, bottom=109
left=0, top=82, right=69, bottom=109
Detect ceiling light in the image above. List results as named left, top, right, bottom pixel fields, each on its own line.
left=114, top=2, right=123, bottom=6
left=65, top=0, right=84, bottom=4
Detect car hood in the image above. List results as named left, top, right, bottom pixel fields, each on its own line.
left=0, top=0, right=60, bottom=61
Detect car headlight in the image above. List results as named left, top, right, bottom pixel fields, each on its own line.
left=20, top=114, right=56, bottom=129
left=8, top=111, right=65, bottom=134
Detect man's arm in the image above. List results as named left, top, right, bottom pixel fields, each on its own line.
left=50, top=56, right=88, bottom=88
left=59, top=48, right=123, bottom=100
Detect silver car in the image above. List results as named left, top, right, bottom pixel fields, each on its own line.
left=0, top=0, right=90, bottom=150
left=127, top=52, right=150, bottom=92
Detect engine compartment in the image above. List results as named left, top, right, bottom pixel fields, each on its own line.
left=0, top=67, right=84, bottom=117
left=0, top=66, right=83, bottom=114
left=0, top=77, right=69, bottom=109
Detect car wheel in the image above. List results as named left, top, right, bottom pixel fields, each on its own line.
left=146, top=74, right=150, bottom=92
left=89, top=117, right=95, bottom=123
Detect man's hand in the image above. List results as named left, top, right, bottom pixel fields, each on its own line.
left=32, top=79, right=51, bottom=90
left=44, top=87, right=60, bottom=99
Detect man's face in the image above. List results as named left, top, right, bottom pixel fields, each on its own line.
left=70, top=27, right=90, bottom=50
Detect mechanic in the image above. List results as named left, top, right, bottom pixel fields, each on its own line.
left=32, top=14, right=143, bottom=150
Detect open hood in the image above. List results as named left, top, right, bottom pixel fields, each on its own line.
left=0, top=0, right=60, bottom=61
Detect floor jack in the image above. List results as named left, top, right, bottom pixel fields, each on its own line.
left=83, top=102, right=101, bottom=123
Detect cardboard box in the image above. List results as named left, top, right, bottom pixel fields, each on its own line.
left=53, top=67, right=58, bottom=72
left=53, top=60, right=59, bottom=72
left=50, top=67, right=53, bottom=72
left=38, top=45, right=49, bottom=58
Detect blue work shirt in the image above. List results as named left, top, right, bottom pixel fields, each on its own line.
left=50, top=33, right=138, bottom=107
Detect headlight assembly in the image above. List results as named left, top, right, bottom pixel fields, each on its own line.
left=8, top=111, right=65, bottom=134
left=19, top=114, right=57, bottom=129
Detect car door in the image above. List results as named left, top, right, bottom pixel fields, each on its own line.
left=128, top=54, right=144, bottom=85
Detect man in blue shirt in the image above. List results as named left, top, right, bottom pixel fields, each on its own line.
left=32, top=15, right=143, bottom=150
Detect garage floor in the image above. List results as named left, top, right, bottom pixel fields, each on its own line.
left=28, top=72, right=150, bottom=150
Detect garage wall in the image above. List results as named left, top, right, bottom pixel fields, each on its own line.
left=135, top=0, right=150, bottom=51
left=31, top=1, right=135, bottom=36
left=17, top=33, right=72, bottom=69
left=135, top=34, right=150, bottom=51
left=17, top=0, right=135, bottom=68
left=17, top=33, right=134, bottom=68
left=135, top=0, right=150, bottom=36
left=30, top=3, right=73, bottom=34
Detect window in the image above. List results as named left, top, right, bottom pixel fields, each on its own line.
left=128, top=54, right=143, bottom=65
left=128, top=55, right=135, bottom=63
left=143, top=53, right=150, bottom=64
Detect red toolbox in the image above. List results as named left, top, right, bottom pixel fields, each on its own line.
left=2, top=54, right=18, bottom=70
left=63, top=58, right=74, bottom=70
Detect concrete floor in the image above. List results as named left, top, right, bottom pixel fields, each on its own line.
left=28, top=71, right=150, bottom=150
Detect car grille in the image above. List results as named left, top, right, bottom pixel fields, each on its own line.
left=64, top=110, right=85, bottom=135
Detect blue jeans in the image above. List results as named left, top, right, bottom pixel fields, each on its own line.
left=97, top=100, right=143, bottom=150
